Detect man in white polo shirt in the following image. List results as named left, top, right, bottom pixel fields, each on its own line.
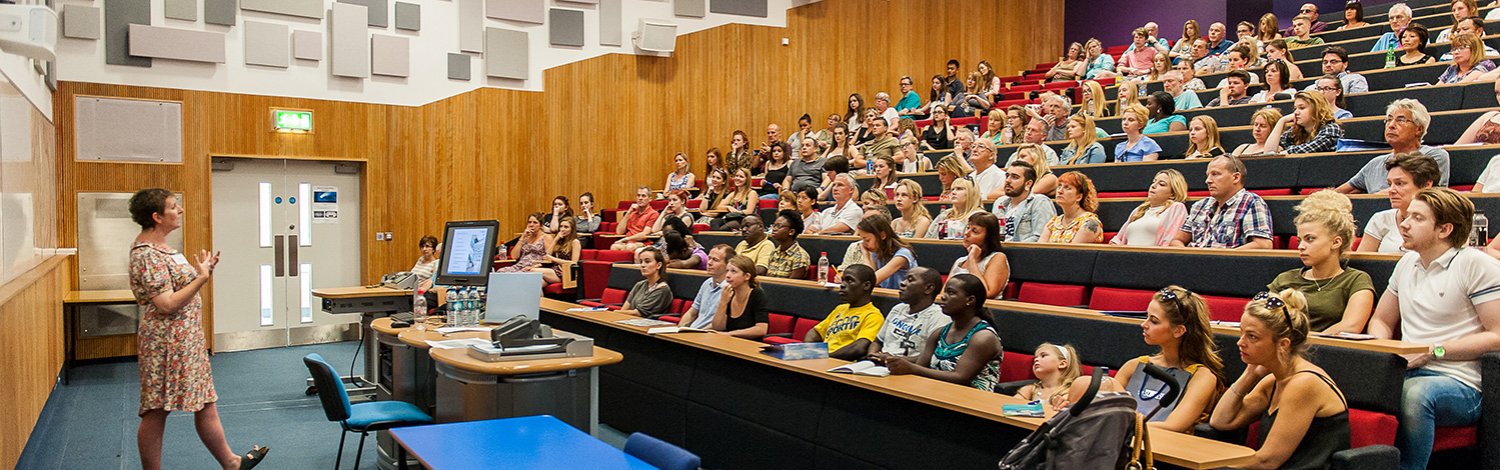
left=1367, top=188, right=1500, bottom=470
left=969, top=138, right=1004, bottom=200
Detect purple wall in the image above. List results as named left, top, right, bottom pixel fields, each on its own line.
left=1062, top=0, right=1347, bottom=52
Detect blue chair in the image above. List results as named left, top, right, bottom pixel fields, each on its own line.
left=623, top=432, right=701, bottom=470
left=303, top=353, right=433, bottom=469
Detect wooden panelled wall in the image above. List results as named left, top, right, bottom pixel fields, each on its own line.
left=51, top=0, right=1062, bottom=358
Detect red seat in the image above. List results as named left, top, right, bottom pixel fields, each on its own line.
left=1452, top=184, right=1476, bottom=192
left=992, top=98, right=1028, bottom=109
left=1348, top=409, right=1398, bottom=448
left=1002, top=282, right=1021, bottom=300
left=1042, top=81, right=1075, bottom=91
left=1017, top=282, right=1087, bottom=307
left=1000, top=352, right=1037, bottom=382
left=691, top=223, right=709, bottom=234
left=790, top=317, right=820, bottom=342
left=542, top=282, right=572, bottom=296
left=1201, top=294, right=1251, bottom=323
left=580, top=287, right=628, bottom=308
left=1009, top=83, right=1041, bottom=93
left=658, top=315, right=682, bottom=323
left=768, top=313, right=795, bottom=336
left=1098, top=191, right=1148, bottom=198
left=951, top=117, right=981, bottom=127
left=1249, top=188, right=1293, bottom=197
left=1432, top=425, right=1478, bottom=451
left=649, top=200, right=669, bottom=210
left=757, top=199, right=778, bottom=209
left=1092, top=77, right=1116, bottom=87
left=593, top=250, right=635, bottom=262
left=1186, top=190, right=1210, bottom=197
left=685, top=199, right=703, bottom=209
left=1088, top=287, right=1154, bottom=312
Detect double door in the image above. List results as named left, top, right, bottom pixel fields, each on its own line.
left=211, top=158, right=362, bottom=351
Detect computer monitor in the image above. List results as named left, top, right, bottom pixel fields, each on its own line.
left=484, top=271, right=544, bottom=324
left=435, top=219, right=500, bottom=286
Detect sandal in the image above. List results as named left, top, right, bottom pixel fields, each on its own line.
left=240, top=445, right=270, bottom=470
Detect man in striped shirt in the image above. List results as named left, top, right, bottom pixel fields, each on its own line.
left=1171, top=155, right=1273, bottom=249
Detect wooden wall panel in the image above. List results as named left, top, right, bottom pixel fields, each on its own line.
left=0, top=256, right=70, bottom=469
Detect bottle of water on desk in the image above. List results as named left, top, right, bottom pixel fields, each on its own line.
left=1472, top=211, right=1489, bottom=247
left=817, top=252, right=830, bottom=284
left=445, top=288, right=458, bottom=326
left=412, top=289, right=427, bottom=331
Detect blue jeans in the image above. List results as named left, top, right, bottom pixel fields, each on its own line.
left=1398, top=368, right=1482, bottom=470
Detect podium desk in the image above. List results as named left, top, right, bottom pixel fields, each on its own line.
left=427, top=332, right=622, bottom=434
left=311, top=286, right=412, bottom=395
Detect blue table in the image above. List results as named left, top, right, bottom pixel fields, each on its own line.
left=389, top=415, right=656, bottom=470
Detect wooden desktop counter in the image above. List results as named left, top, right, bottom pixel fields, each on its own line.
left=537, top=298, right=1255, bottom=469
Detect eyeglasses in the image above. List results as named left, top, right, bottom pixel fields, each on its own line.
left=1316, top=86, right=1340, bottom=91
left=1384, top=116, right=1415, bottom=126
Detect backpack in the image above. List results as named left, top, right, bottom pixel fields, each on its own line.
left=997, top=368, right=1159, bottom=470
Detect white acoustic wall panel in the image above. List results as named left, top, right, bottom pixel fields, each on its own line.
left=674, top=0, right=705, bottom=18
left=484, top=28, right=527, bottom=80
left=370, top=35, right=409, bottom=77
left=129, top=25, right=227, bottom=63
left=242, top=0, right=324, bottom=19
left=458, top=0, right=483, bottom=53
left=63, top=5, right=101, bottom=40
left=599, top=0, right=622, bottom=46
left=330, top=3, right=370, bottom=78
left=165, top=0, right=198, bottom=21
left=293, top=29, right=322, bottom=60
left=245, top=21, right=290, bottom=68
left=487, top=0, right=543, bottom=23
left=559, top=0, right=599, bottom=3
left=74, top=97, right=184, bottom=163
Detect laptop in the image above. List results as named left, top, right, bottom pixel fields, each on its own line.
left=483, top=272, right=544, bottom=324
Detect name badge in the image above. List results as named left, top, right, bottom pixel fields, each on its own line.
left=171, top=253, right=190, bottom=266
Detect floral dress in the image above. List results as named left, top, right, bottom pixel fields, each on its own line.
left=128, top=241, right=217, bottom=416
left=498, top=236, right=548, bottom=272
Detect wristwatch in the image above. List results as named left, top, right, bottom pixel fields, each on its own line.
left=1432, top=343, right=1447, bottom=359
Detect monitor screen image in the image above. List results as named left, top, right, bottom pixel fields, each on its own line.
left=436, top=220, right=500, bottom=286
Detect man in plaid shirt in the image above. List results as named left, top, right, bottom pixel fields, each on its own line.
left=1172, top=155, right=1274, bottom=249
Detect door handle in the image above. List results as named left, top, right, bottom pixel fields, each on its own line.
left=273, top=234, right=285, bottom=277
left=288, top=235, right=299, bottom=276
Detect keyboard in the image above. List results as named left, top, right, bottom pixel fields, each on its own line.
left=390, top=312, right=414, bottom=323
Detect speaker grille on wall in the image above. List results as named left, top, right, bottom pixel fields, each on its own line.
left=632, top=19, right=676, bottom=54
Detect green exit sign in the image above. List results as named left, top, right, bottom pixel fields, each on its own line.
left=272, top=109, right=313, bottom=133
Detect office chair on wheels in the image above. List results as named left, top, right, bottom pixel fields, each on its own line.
left=303, top=353, right=433, bottom=469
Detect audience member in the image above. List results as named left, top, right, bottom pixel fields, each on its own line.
left=934, top=154, right=971, bottom=201
left=922, top=106, right=956, bottom=150
left=1367, top=188, right=1500, bottom=470
left=784, top=137, right=827, bottom=194
left=726, top=130, right=754, bottom=175
left=1078, top=38, right=1117, bottom=80
left=869, top=267, right=948, bottom=360
left=617, top=247, right=673, bottom=318
left=1015, top=343, right=1083, bottom=410
left=760, top=143, right=793, bottom=197
left=1169, top=20, right=1201, bottom=64
left=1163, top=71, right=1202, bottom=111
left=1116, top=79, right=1142, bottom=115
left=1250, top=59, right=1296, bottom=103
left=824, top=125, right=850, bottom=159
left=764, top=209, right=810, bottom=279
left=677, top=244, right=734, bottom=329
left=1438, top=32, right=1497, bottom=83
left=576, top=192, right=601, bottom=235
left=1233, top=108, right=1285, bottom=156
left=734, top=214, right=773, bottom=265
left=1077, top=285, right=1226, bottom=433
left=1436, top=0, right=1480, bottom=43
left=1021, top=118, right=1061, bottom=165
left=611, top=186, right=662, bottom=249
left=878, top=274, right=1003, bottom=392
left=1267, top=92, right=1343, bottom=155
left=542, top=195, right=574, bottom=235
left=1174, top=155, right=1274, bottom=249
left=1206, top=21, right=1235, bottom=56
left=1111, top=169, right=1190, bottom=246
left=1116, top=104, right=1163, bottom=162
left=960, top=72, right=994, bottom=116
left=970, top=139, right=1005, bottom=200
left=787, top=115, right=813, bottom=155
left=1079, top=81, right=1111, bottom=119
left=1209, top=290, right=1351, bottom=469
left=796, top=186, right=825, bottom=234
left=992, top=161, right=1058, bottom=242
left=1207, top=70, right=1254, bottom=107
left=1439, top=17, right=1499, bottom=60
left=1268, top=190, right=1375, bottom=334
left=870, top=156, right=898, bottom=190
left=695, top=168, right=728, bottom=221
left=895, top=76, right=923, bottom=116
left=1046, top=43, right=1085, bottom=82
left=1122, top=21, right=1172, bottom=56
left=1358, top=152, right=1442, bottom=253
left=859, top=189, right=891, bottom=220
left=1194, top=38, right=1227, bottom=74
left=950, top=212, right=1010, bottom=299
left=1258, top=13, right=1283, bottom=44
left=1213, top=46, right=1261, bottom=89
left=954, top=127, right=979, bottom=161
left=499, top=213, right=548, bottom=272
left=1456, top=80, right=1500, bottom=156
left=1235, top=21, right=1257, bottom=45
left=853, top=108, right=880, bottom=146
left=1397, top=23, right=1437, bottom=66
left=1263, top=39, right=1305, bottom=82
left=1174, top=55, right=1207, bottom=91
left=845, top=93, right=866, bottom=135
left=1039, top=93, right=1072, bottom=141
left=1369, top=3, right=1413, bottom=52
left=1284, top=15, right=1325, bottom=48
left=873, top=92, right=900, bottom=129
left=1340, top=1, right=1368, bottom=30
left=816, top=114, right=840, bottom=151
left=708, top=168, right=758, bottom=231
left=1061, top=115, right=1107, bottom=165
left=1143, top=91, right=1187, bottom=134
left=892, top=179, right=933, bottom=238
left=661, top=224, right=707, bottom=270
left=1313, top=75, right=1353, bottom=120
left=816, top=174, right=863, bottom=235
left=921, top=76, right=954, bottom=117
left=896, top=136, right=929, bottom=173
left=1013, top=145, right=1058, bottom=197
left=928, top=179, right=985, bottom=240
left=710, top=255, right=771, bottom=339
left=1337, top=99, right=1451, bottom=193
left=805, top=264, right=885, bottom=361
left=1040, top=171, right=1103, bottom=244
left=1185, top=116, right=1226, bottom=159
left=942, top=59, right=965, bottom=113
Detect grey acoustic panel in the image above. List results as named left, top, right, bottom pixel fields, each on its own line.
left=559, top=0, right=599, bottom=3
left=130, top=24, right=227, bottom=63
left=458, top=0, right=483, bottom=53
left=710, top=0, right=766, bottom=17
left=599, top=0, right=621, bottom=46
left=205, top=0, right=237, bottom=26
left=488, top=0, right=543, bottom=23
left=447, top=53, right=470, bottom=80
left=330, top=2, right=370, bottom=77
left=370, top=34, right=408, bottom=77
left=338, top=0, right=387, bottom=28
left=484, top=27, right=527, bottom=80
left=165, top=0, right=197, bottom=21
left=549, top=9, right=585, bottom=47
left=244, top=21, right=289, bottom=67
left=105, top=0, right=152, bottom=67
left=293, top=29, right=322, bottom=60
left=242, top=0, right=323, bottom=19
left=62, top=5, right=101, bottom=40
left=394, top=2, right=419, bottom=31
left=674, top=0, right=705, bottom=18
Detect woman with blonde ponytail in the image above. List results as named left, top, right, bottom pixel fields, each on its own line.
left=1210, top=290, right=1351, bottom=469
left=1110, top=169, right=1189, bottom=246
left=1266, top=190, right=1374, bottom=334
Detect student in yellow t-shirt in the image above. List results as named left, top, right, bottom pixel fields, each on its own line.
left=805, top=264, right=885, bottom=360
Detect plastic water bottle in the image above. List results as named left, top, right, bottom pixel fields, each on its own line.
left=412, top=289, right=427, bottom=331
left=445, top=289, right=458, bottom=326
left=866, top=158, right=875, bottom=175
left=1384, top=43, right=1396, bottom=69
left=817, top=252, right=830, bottom=284
left=463, top=287, right=477, bottom=326
left=1472, top=211, right=1489, bottom=247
